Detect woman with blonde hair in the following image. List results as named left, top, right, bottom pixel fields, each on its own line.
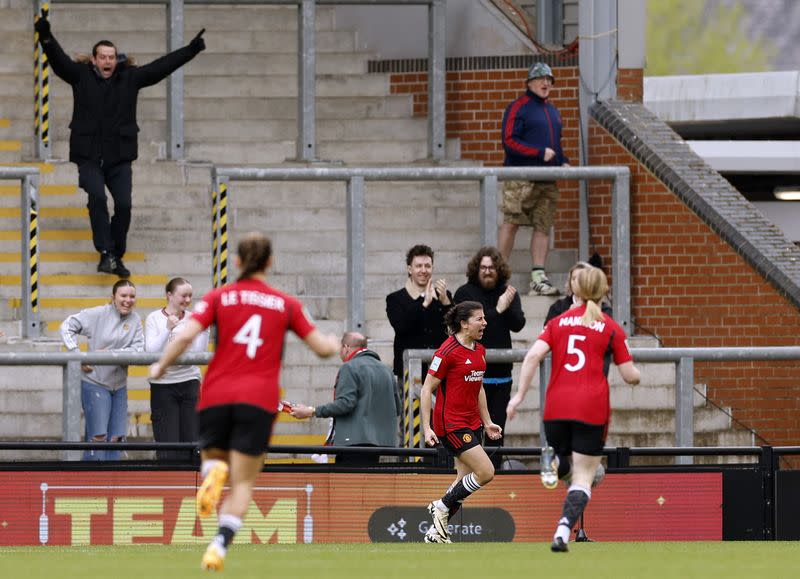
left=507, top=266, right=640, bottom=552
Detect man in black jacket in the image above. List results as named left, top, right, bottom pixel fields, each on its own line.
left=386, top=244, right=452, bottom=381
left=454, top=246, right=525, bottom=468
left=34, top=10, right=206, bottom=277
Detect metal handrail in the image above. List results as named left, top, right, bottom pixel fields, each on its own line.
left=211, top=165, right=631, bottom=333
left=402, top=346, right=800, bottom=465
left=34, top=0, right=445, bottom=161
left=0, top=166, right=41, bottom=338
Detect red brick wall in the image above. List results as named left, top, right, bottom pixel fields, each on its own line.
left=389, top=66, right=581, bottom=249
left=617, top=68, right=643, bottom=103
left=588, top=118, right=800, bottom=447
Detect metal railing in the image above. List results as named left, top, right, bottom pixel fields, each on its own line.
left=0, top=167, right=42, bottom=338
left=211, top=165, right=631, bottom=332
left=34, top=0, right=445, bottom=161
left=403, top=346, right=800, bottom=465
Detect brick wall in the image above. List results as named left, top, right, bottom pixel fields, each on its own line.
left=389, top=66, right=581, bottom=249
left=588, top=119, right=800, bottom=447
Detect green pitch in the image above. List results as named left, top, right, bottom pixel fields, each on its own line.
left=2, top=542, right=798, bottom=578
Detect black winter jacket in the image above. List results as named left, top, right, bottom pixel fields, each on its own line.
left=41, top=36, right=201, bottom=164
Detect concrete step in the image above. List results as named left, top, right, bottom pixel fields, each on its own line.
left=21, top=29, right=357, bottom=54
left=44, top=4, right=336, bottom=32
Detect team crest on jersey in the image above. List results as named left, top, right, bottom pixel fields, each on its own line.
left=122, top=323, right=129, bottom=332
left=462, top=433, right=473, bottom=443
left=430, top=356, right=442, bottom=372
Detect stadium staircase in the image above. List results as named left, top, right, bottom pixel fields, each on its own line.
left=0, top=1, right=751, bottom=462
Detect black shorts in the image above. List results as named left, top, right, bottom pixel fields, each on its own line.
left=544, top=420, right=607, bottom=457
left=440, top=427, right=483, bottom=457
left=198, top=404, right=276, bottom=457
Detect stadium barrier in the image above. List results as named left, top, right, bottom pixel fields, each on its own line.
left=33, top=0, right=446, bottom=162
left=0, top=166, right=41, bottom=339
left=210, top=165, right=632, bottom=333
left=0, top=442, right=798, bottom=543
left=403, top=346, right=800, bottom=464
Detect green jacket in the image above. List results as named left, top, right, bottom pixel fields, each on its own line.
left=315, top=350, right=400, bottom=447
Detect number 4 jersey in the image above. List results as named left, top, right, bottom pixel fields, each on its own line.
left=191, top=278, right=316, bottom=413
left=539, top=304, right=632, bottom=425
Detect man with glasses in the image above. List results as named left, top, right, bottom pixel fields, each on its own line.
left=497, top=62, right=569, bottom=297
left=454, top=247, right=525, bottom=468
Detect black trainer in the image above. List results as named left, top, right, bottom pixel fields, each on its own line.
left=113, top=257, right=131, bottom=278
left=97, top=252, right=117, bottom=274
left=551, top=537, right=568, bottom=552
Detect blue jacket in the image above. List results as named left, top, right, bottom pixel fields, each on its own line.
left=501, top=89, right=568, bottom=167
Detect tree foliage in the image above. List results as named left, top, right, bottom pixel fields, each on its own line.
left=645, top=0, right=775, bottom=75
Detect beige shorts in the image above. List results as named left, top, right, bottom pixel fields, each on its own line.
left=501, top=180, right=560, bottom=231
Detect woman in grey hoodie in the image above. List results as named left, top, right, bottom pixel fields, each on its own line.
left=61, top=279, right=144, bottom=460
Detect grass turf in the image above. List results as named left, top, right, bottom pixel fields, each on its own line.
left=1, top=542, right=799, bottom=578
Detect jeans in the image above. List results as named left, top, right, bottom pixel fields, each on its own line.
left=149, top=379, right=199, bottom=461
left=81, top=380, right=128, bottom=461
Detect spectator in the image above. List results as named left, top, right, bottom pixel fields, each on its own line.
left=544, top=261, right=612, bottom=325
left=421, top=301, right=502, bottom=544
left=386, top=244, right=452, bottom=382
left=149, top=232, right=339, bottom=571
left=60, top=279, right=144, bottom=461
left=507, top=266, right=640, bottom=552
left=497, top=62, right=569, bottom=296
left=454, top=247, right=525, bottom=469
left=292, top=331, right=401, bottom=466
left=144, top=277, right=209, bottom=461
left=34, top=10, right=206, bottom=278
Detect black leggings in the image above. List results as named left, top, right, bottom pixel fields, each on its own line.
left=149, top=379, right=199, bottom=461
left=483, top=381, right=512, bottom=468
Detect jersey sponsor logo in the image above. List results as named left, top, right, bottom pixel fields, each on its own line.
left=464, top=370, right=485, bottom=382
left=430, top=356, right=442, bottom=372
left=462, top=433, right=473, bottom=443
left=558, top=315, right=606, bottom=333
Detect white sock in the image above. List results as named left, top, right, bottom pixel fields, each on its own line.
left=554, top=519, right=571, bottom=543
left=201, top=459, right=223, bottom=479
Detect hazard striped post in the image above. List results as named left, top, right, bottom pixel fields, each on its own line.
left=211, top=171, right=229, bottom=288
left=403, top=353, right=424, bottom=461
left=21, top=173, right=42, bottom=338
left=34, top=2, right=50, bottom=159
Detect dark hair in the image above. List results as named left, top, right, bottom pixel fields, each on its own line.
left=92, top=40, right=116, bottom=57
left=465, top=246, right=510, bottom=287
left=165, top=277, right=190, bottom=294
left=112, top=279, right=135, bottom=296
left=405, top=244, right=434, bottom=266
left=237, top=232, right=272, bottom=281
left=444, top=301, right=483, bottom=335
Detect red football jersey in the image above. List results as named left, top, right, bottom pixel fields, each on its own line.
left=428, top=336, right=486, bottom=436
left=191, top=278, right=315, bottom=413
left=540, top=305, right=632, bottom=425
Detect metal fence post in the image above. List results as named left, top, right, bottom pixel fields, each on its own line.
left=346, top=176, right=365, bottom=331
left=62, top=360, right=82, bottom=461
left=427, top=0, right=446, bottom=160
left=21, top=174, right=42, bottom=338
left=480, top=175, right=498, bottom=248
left=612, top=168, right=631, bottom=333
left=211, top=172, right=229, bottom=288
left=167, top=0, right=185, bottom=159
left=297, top=0, right=316, bottom=161
left=675, top=356, right=694, bottom=465
left=539, top=355, right=551, bottom=445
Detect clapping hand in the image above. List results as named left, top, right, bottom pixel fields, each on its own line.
left=189, top=28, right=206, bottom=53
left=496, top=285, right=516, bottom=314
left=433, top=279, right=450, bottom=305
left=422, top=279, right=434, bottom=308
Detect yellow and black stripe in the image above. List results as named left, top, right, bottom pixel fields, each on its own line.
left=211, top=182, right=228, bottom=287
left=29, top=206, right=39, bottom=313
left=33, top=4, right=50, bottom=144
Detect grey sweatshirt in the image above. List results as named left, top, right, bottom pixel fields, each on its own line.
left=60, top=303, right=145, bottom=390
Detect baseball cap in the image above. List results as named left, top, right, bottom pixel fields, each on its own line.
left=527, top=62, right=555, bottom=83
